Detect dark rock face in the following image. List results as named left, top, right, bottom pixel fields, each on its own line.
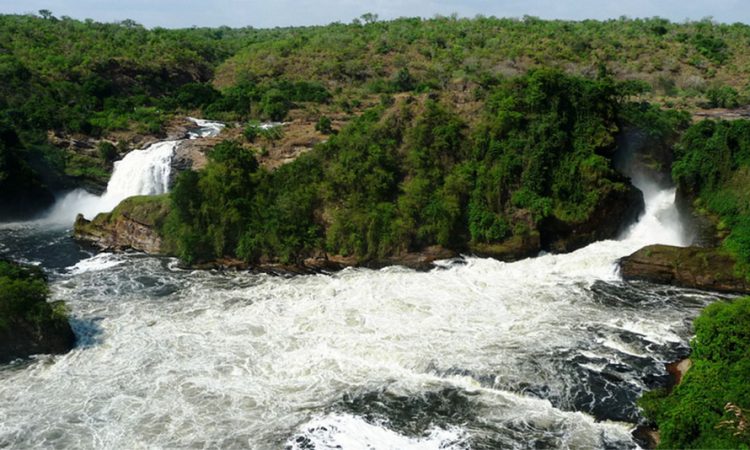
left=0, top=311, right=76, bottom=364
left=168, top=137, right=214, bottom=187
left=619, top=245, right=750, bottom=294
left=674, top=188, right=723, bottom=248
left=541, top=182, right=645, bottom=253
left=74, top=213, right=164, bottom=254
left=0, top=188, right=55, bottom=221
left=613, top=127, right=675, bottom=190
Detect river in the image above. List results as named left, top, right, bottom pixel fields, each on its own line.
left=0, top=121, right=724, bottom=449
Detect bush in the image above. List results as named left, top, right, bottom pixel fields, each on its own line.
left=0, top=259, right=67, bottom=331
left=243, top=123, right=259, bottom=142
left=706, top=86, right=741, bottom=108
left=97, top=141, right=118, bottom=163
left=639, top=298, right=750, bottom=449
left=673, top=119, right=750, bottom=271
left=175, top=83, right=222, bottom=110
left=315, top=116, right=333, bottom=134
left=260, top=88, right=291, bottom=121
left=693, top=298, right=750, bottom=363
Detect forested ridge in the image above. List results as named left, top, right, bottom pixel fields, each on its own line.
left=2, top=12, right=750, bottom=219
left=3, top=11, right=750, bottom=447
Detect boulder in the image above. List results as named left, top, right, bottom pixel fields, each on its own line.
left=619, top=245, right=750, bottom=294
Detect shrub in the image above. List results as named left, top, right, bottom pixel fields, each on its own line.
left=0, top=259, right=67, bottom=331
left=97, top=141, right=118, bottom=162
left=706, top=86, right=740, bottom=108
left=260, top=89, right=291, bottom=121
left=315, top=116, right=333, bottom=134
left=639, top=297, right=750, bottom=449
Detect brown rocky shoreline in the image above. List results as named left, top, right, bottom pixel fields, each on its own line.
left=619, top=244, right=750, bottom=294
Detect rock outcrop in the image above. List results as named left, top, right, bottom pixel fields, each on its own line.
left=619, top=244, right=750, bottom=294
left=169, top=135, right=217, bottom=186
left=74, top=196, right=169, bottom=254
left=305, top=246, right=459, bottom=272
left=0, top=260, right=75, bottom=364
left=0, top=306, right=76, bottom=364
left=471, top=231, right=542, bottom=262
left=541, top=182, right=644, bottom=253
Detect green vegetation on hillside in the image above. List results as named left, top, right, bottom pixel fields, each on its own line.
left=2, top=13, right=750, bottom=218
left=156, top=70, right=661, bottom=265
left=216, top=15, right=750, bottom=106
left=673, top=120, right=750, bottom=275
left=640, top=297, right=750, bottom=449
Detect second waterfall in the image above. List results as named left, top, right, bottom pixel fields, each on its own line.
left=42, top=119, right=224, bottom=224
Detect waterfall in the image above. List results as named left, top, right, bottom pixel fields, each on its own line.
left=0, top=177, right=715, bottom=449
left=40, top=119, right=224, bottom=225
left=96, top=140, right=177, bottom=211
left=1, top=120, right=715, bottom=450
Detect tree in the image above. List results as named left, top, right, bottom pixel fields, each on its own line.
left=361, top=13, right=379, bottom=24
left=315, top=116, right=333, bottom=134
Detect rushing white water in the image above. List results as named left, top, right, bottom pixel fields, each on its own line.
left=0, top=177, right=723, bottom=449
left=39, top=118, right=224, bottom=225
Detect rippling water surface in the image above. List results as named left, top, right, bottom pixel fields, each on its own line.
left=0, top=136, right=726, bottom=449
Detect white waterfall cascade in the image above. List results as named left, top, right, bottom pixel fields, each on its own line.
left=0, top=160, right=721, bottom=449
left=41, top=118, right=224, bottom=224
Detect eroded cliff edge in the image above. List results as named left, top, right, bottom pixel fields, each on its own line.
left=619, top=244, right=750, bottom=294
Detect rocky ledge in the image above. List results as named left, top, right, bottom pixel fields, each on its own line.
left=619, top=244, right=750, bottom=294
left=74, top=195, right=169, bottom=254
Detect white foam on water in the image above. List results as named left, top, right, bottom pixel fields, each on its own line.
left=187, top=117, right=225, bottom=138
left=67, top=253, right=125, bottom=275
left=0, top=153, right=719, bottom=448
left=288, top=413, right=468, bottom=450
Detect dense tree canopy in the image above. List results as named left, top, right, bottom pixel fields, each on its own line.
left=158, top=70, right=666, bottom=264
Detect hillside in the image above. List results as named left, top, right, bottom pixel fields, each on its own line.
left=1, top=13, right=750, bottom=218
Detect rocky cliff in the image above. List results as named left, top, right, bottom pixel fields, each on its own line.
left=619, top=245, right=750, bottom=294
left=74, top=195, right=169, bottom=254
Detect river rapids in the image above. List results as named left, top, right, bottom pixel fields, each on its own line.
left=0, top=120, right=725, bottom=449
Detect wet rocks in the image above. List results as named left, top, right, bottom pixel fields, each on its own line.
left=305, top=245, right=459, bottom=271
left=0, top=307, right=76, bottom=364
left=619, top=245, right=750, bottom=294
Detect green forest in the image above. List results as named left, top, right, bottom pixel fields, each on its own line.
left=2, top=12, right=750, bottom=447
left=159, top=69, right=655, bottom=264
left=2, top=12, right=750, bottom=217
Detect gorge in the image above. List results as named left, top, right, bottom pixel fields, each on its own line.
left=1, top=13, right=750, bottom=450
left=0, top=116, right=732, bottom=449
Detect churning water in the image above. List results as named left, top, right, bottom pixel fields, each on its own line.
left=0, top=127, right=724, bottom=449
